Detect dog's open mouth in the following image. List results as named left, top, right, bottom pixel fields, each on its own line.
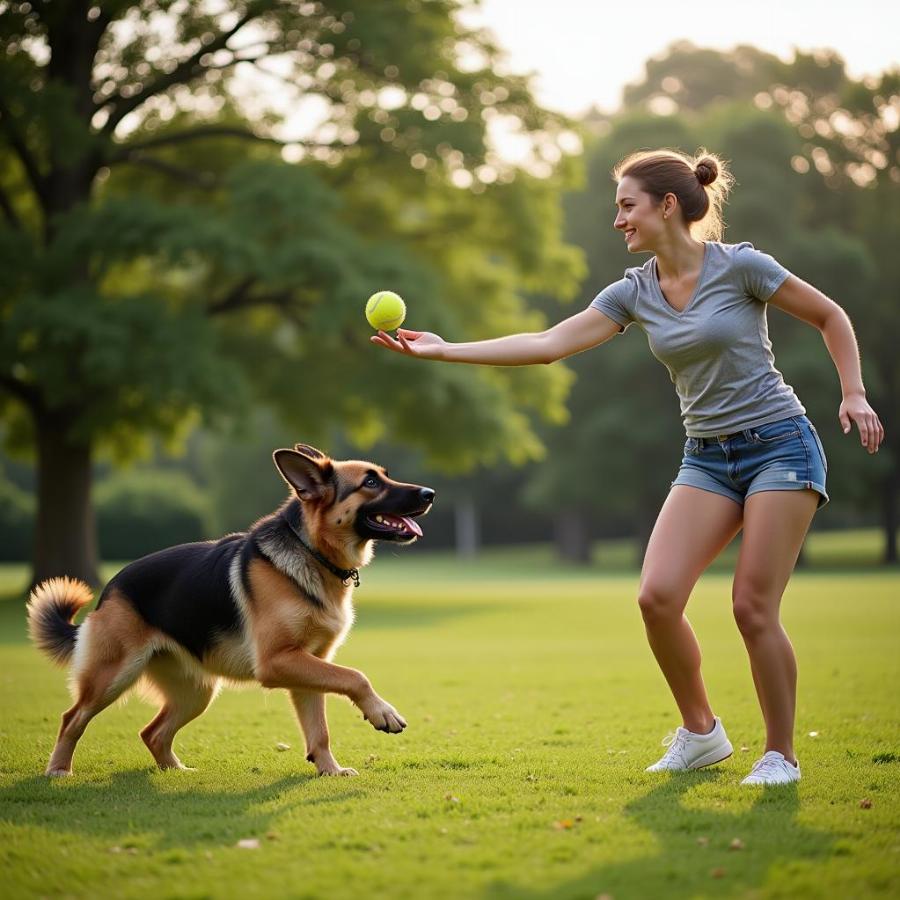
left=364, top=513, right=423, bottom=539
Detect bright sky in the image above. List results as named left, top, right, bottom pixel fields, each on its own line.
left=459, top=0, right=900, bottom=115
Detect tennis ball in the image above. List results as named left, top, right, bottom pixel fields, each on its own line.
left=365, top=290, right=406, bottom=331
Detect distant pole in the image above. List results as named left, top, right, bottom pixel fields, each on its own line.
left=454, top=495, right=480, bottom=558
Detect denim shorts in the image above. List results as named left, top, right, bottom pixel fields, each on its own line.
left=672, top=414, right=829, bottom=508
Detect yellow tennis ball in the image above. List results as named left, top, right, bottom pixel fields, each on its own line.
left=365, top=290, right=406, bottom=331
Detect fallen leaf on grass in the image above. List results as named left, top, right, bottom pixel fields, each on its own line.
left=444, top=794, right=460, bottom=803
left=553, top=819, right=575, bottom=830
left=729, top=838, right=745, bottom=850
left=696, top=836, right=709, bottom=846
left=740, top=746, right=750, bottom=753
left=808, top=731, right=819, bottom=738
left=236, top=838, right=260, bottom=849
left=710, top=868, right=726, bottom=878
left=859, top=798, right=873, bottom=809
left=275, top=742, right=290, bottom=751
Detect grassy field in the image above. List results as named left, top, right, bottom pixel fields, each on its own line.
left=1, top=548, right=898, bottom=899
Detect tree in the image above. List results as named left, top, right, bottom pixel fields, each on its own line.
left=0, top=1, right=583, bottom=584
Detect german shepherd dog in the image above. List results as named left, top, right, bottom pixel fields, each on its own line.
left=27, top=444, right=434, bottom=778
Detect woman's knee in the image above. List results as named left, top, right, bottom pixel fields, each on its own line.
left=637, top=582, right=686, bottom=626
left=732, top=583, right=779, bottom=639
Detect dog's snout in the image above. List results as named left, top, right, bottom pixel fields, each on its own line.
left=419, top=487, right=435, bottom=505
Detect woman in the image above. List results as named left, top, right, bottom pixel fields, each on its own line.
left=371, top=149, right=884, bottom=785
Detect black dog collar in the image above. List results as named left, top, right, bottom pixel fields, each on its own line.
left=281, top=514, right=360, bottom=588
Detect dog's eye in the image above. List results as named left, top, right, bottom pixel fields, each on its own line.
left=363, top=475, right=380, bottom=489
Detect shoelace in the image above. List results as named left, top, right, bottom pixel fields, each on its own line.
left=749, top=755, right=787, bottom=779
left=658, top=731, right=689, bottom=766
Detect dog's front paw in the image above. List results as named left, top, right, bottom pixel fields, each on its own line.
left=360, top=696, right=407, bottom=733
left=310, top=750, right=358, bottom=777
left=318, top=764, right=359, bottom=777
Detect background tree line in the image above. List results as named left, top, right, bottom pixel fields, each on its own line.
left=1, top=5, right=897, bottom=580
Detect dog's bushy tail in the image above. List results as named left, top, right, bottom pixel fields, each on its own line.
left=27, top=577, right=94, bottom=666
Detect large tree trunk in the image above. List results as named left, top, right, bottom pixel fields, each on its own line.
left=32, top=410, right=99, bottom=587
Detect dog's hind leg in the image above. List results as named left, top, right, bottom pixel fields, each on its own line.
left=289, top=689, right=357, bottom=776
left=140, top=653, right=218, bottom=770
left=46, top=601, right=152, bottom=776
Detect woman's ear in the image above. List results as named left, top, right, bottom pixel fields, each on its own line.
left=662, top=192, right=678, bottom=220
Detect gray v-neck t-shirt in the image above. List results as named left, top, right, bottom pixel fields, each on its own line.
left=589, top=241, right=805, bottom=437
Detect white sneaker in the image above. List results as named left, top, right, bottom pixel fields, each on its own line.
left=741, top=750, right=801, bottom=785
left=645, top=717, right=733, bottom=772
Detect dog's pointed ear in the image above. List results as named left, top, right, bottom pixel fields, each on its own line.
left=294, top=443, right=327, bottom=461
left=273, top=449, right=333, bottom=501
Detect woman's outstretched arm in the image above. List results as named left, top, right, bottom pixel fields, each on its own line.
left=768, top=275, right=885, bottom=453
left=369, top=307, right=622, bottom=366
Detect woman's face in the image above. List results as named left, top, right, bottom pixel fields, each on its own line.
left=614, top=176, right=667, bottom=253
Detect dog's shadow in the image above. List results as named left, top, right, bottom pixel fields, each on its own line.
left=486, top=770, right=834, bottom=900
left=1, top=767, right=359, bottom=851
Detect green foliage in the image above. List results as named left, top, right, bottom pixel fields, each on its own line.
left=0, top=0, right=582, bottom=470
left=95, top=468, right=212, bottom=559
left=1, top=0, right=586, bottom=579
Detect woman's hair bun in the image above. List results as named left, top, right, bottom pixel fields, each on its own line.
left=694, top=157, right=718, bottom=186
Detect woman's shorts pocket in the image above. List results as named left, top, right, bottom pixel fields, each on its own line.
left=750, top=419, right=801, bottom=444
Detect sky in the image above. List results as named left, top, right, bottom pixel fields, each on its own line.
left=458, top=0, right=900, bottom=115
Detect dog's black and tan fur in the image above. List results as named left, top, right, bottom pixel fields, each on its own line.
left=27, top=444, right=434, bottom=777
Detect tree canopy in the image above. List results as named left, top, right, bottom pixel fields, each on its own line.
left=0, top=0, right=584, bottom=582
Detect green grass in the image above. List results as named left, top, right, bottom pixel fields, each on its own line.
left=1, top=552, right=898, bottom=899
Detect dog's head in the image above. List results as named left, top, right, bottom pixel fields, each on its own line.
left=273, top=444, right=435, bottom=549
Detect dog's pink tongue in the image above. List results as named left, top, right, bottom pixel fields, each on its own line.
left=400, top=515, right=422, bottom=537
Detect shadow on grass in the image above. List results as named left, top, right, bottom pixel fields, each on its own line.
left=488, top=771, right=834, bottom=900
left=0, top=767, right=360, bottom=850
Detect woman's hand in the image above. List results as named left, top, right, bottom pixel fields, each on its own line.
left=370, top=328, right=447, bottom=360
left=839, top=392, right=885, bottom=454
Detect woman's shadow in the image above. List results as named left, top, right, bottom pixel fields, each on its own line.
left=488, top=769, right=834, bottom=900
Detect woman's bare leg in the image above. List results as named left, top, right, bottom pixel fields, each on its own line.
left=732, top=489, right=819, bottom=764
left=639, top=486, right=744, bottom=733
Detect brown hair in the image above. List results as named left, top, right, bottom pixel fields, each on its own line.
left=613, top=148, right=734, bottom=241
